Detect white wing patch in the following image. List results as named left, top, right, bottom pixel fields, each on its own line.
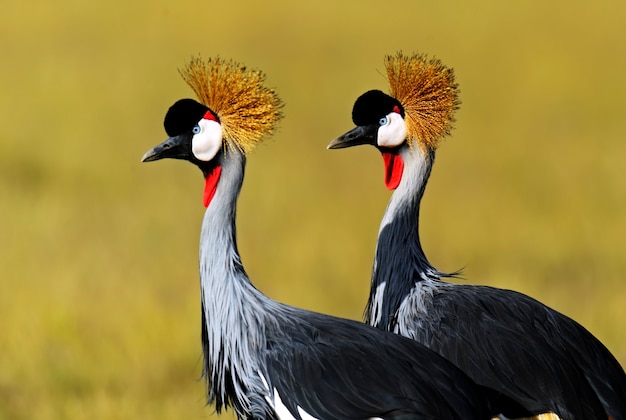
left=368, top=282, right=386, bottom=327
left=259, top=372, right=319, bottom=420
left=297, top=406, right=319, bottom=420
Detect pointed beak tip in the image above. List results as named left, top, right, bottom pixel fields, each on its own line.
left=140, top=151, right=154, bottom=163
left=327, top=136, right=347, bottom=150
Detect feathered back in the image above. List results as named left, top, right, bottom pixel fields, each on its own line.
left=385, top=52, right=460, bottom=151
left=179, top=56, right=284, bottom=154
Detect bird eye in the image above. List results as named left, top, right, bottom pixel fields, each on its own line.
left=192, top=125, right=201, bottom=134
left=379, top=116, right=388, bottom=125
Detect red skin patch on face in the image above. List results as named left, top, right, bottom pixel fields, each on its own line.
left=203, top=165, right=222, bottom=207
left=382, top=152, right=404, bottom=190
left=203, top=110, right=218, bottom=122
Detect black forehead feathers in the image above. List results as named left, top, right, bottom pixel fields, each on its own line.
left=163, top=98, right=213, bottom=137
left=352, top=90, right=404, bottom=126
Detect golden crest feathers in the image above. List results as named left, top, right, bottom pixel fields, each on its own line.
left=179, top=56, right=284, bottom=154
left=385, top=52, right=460, bottom=151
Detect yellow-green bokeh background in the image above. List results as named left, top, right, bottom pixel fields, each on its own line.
left=2, top=1, right=625, bottom=418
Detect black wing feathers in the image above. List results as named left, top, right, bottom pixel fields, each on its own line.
left=427, top=285, right=626, bottom=419
left=263, top=311, right=493, bottom=420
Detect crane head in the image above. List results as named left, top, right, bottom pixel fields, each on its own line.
left=327, top=90, right=407, bottom=190
left=327, top=89, right=407, bottom=150
left=141, top=98, right=224, bottom=207
left=142, top=98, right=221, bottom=164
left=327, top=52, right=460, bottom=190
left=141, top=56, right=284, bottom=207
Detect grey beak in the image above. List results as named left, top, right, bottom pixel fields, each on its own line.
left=327, top=125, right=377, bottom=150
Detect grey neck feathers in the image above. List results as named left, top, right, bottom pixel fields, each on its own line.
left=198, top=148, right=278, bottom=418
left=366, top=145, right=450, bottom=329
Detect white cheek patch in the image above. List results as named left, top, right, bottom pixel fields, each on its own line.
left=192, top=119, right=223, bottom=161
left=377, top=112, right=407, bottom=148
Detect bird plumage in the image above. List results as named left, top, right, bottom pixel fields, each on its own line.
left=329, top=51, right=626, bottom=420
left=143, top=56, right=498, bottom=420
left=178, top=56, right=283, bottom=155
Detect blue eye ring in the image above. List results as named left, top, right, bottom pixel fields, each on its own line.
left=379, top=116, right=388, bottom=125
left=192, top=125, right=201, bottom=134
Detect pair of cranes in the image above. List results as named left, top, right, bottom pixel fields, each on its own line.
left=141, top=54, right=626, bottom=419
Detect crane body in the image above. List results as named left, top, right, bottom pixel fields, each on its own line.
left=328, top=53, right=626, bottom=420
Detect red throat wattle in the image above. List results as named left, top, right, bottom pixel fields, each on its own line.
left=381, top=152, right=404, bottom=190
left=203, top=165, right=222, bottom=207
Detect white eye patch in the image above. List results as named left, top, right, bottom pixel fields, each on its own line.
left=377, top=112, right=407, bottom=148
left=192, top=118, right=223, bottom=161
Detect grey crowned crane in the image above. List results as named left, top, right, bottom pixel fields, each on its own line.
left=328, top=52, right=626, bottom=420
left=141, top=56, right=500, bottom=420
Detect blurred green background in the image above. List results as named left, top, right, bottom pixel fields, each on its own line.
left=1, top=0, right=625, bottom=418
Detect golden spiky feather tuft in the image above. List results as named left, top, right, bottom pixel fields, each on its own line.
left=179, top=56, right=284, bottom=154
left=385, top=52, right=460, bottom=151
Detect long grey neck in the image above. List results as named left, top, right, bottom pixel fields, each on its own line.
left=365, top=145, right=447, bottom=328
left=198, top=148, right=277, bottom=418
